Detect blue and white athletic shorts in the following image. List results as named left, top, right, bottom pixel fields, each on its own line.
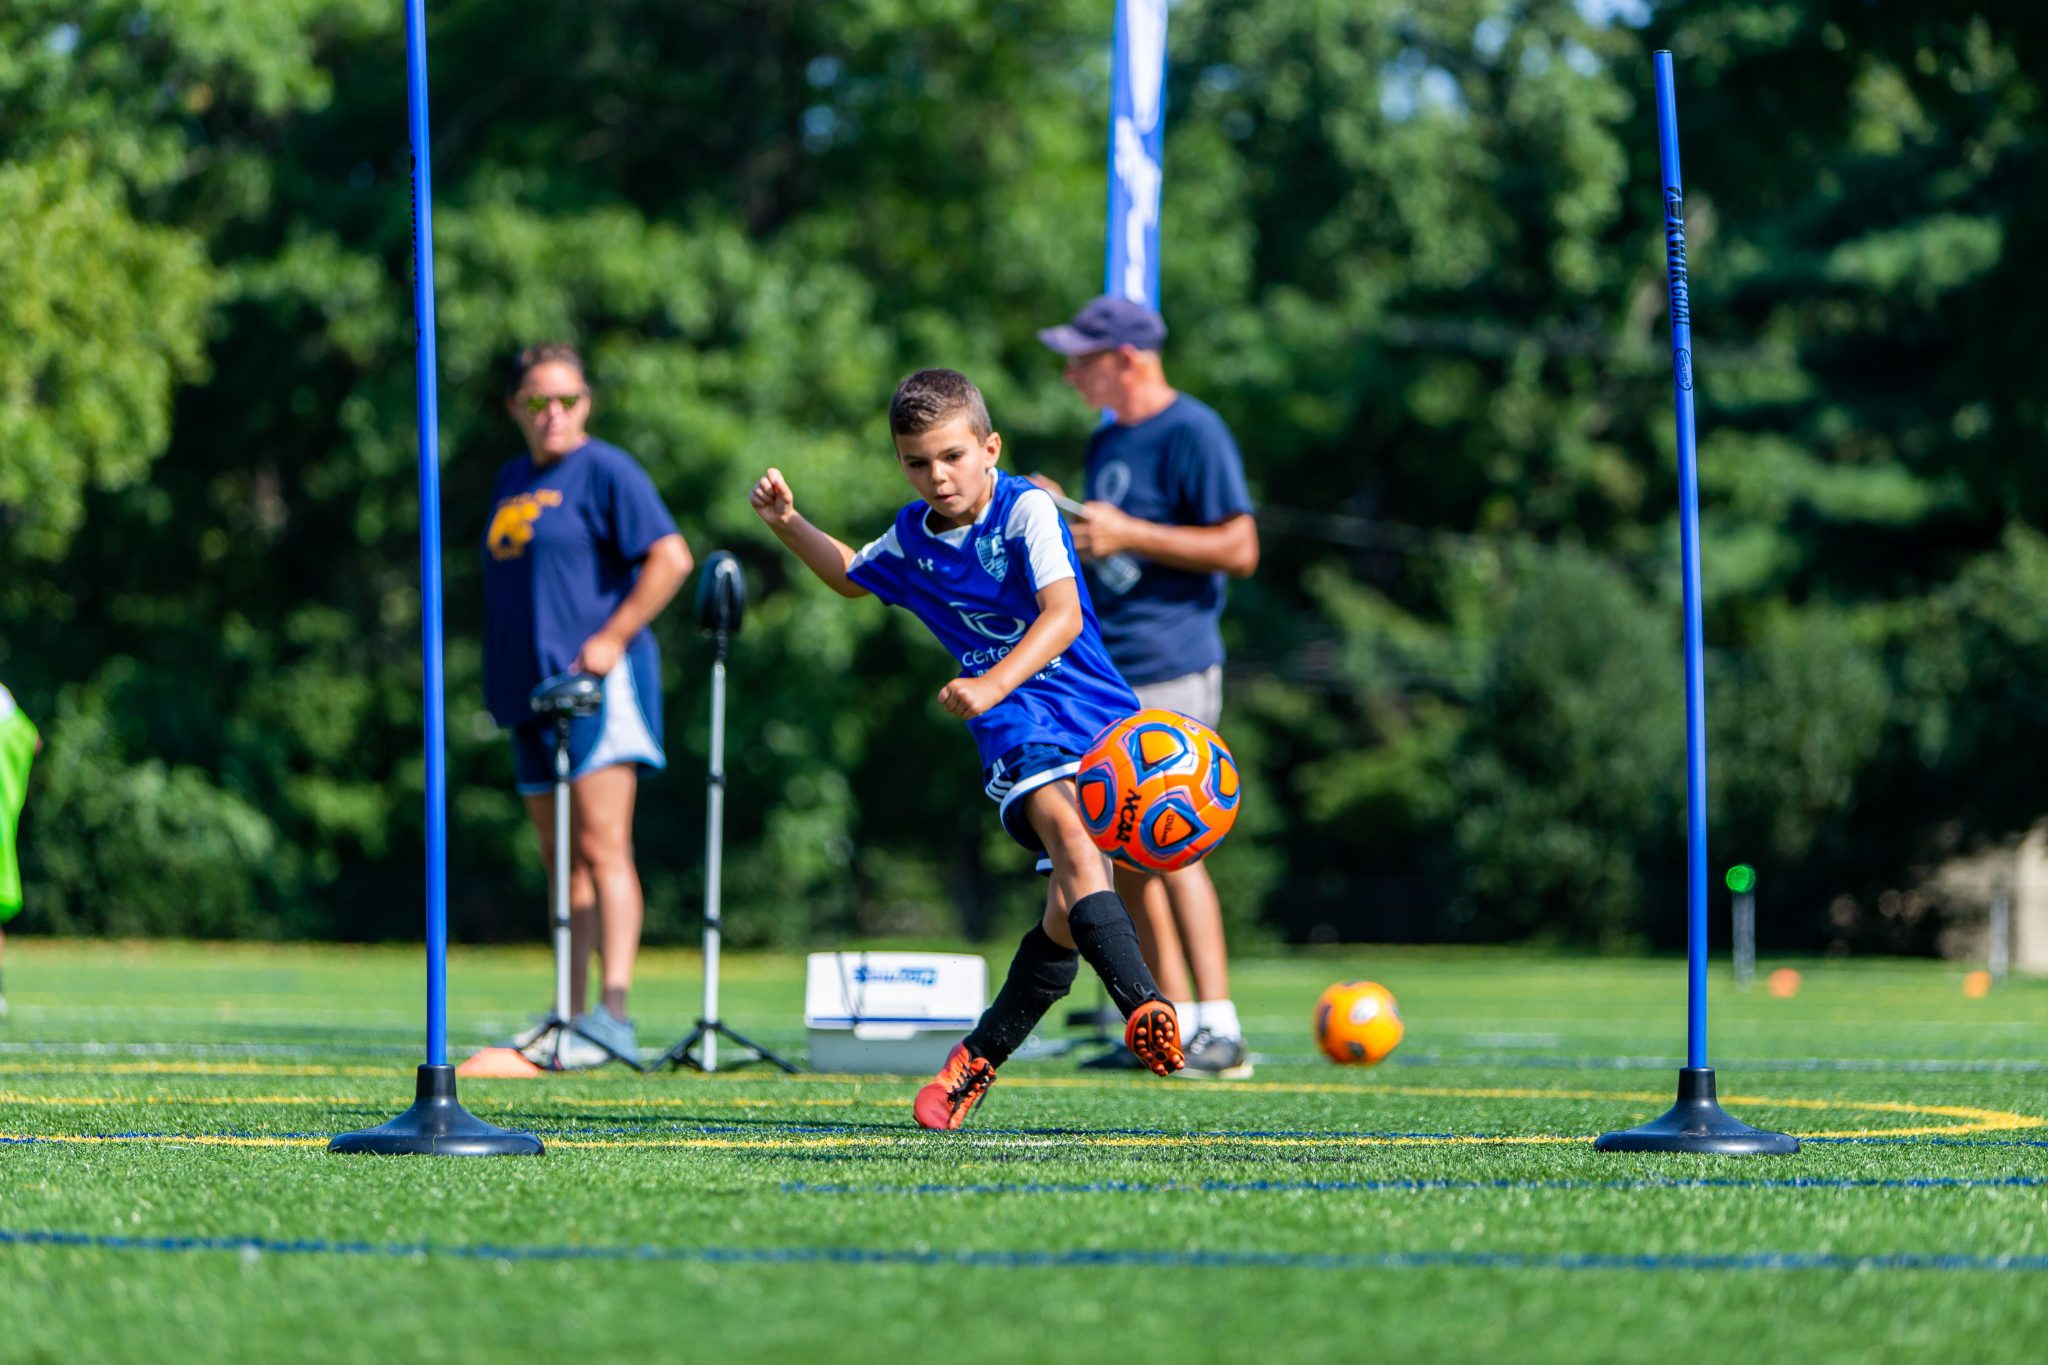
left=511, top=654, right=666, bottom=796
left=984, top=742, right=1083, bottom=876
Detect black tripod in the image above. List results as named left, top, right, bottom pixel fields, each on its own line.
left=653, top=551, right=799, bottom=1074
left=511, top=672, right=645, bottom=1071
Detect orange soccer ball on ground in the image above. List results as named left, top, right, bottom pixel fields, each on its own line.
left=1314, top=980, right=1404, bottom=1065
left=1075, top=709, right=1241, bottom=873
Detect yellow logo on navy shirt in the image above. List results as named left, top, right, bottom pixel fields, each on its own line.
left=487, top=489, right=564, bottom=560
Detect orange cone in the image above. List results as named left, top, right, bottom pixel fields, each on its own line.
left=456, top=1046, right=546, bottom=1078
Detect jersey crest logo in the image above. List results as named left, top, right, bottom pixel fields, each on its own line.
left=975, top=533, right=1008, bottom=581
left=949, top=603, right=1027, bottom=644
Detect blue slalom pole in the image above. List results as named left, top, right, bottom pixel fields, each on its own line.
left=1653, top=51, right=1710, bottom=1074
left=1595, top=53, right=1795, bottom=1155
left=405, top=0, right=451, bottom=1075
left=330, top=0, right=540, bottom=1155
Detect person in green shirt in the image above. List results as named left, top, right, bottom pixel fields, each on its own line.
left=0, top=683, right=40, bottom=1021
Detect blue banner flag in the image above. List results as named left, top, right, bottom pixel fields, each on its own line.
left=1105, top=0, right=1168, bottom=305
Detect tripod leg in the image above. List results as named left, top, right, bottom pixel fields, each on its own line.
left=553, top=726, right=575, bottom=1025
left=710, top=1023, right=801, bottom=1074
left=648, top=1022, right=798, bottom=1074
left=566, top=1018, right=649, bottom=1072
left=650, top=1024, right=710, bottom=1072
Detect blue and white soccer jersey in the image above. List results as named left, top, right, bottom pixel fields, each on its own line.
left=847, top=470, right=1139, bottom=868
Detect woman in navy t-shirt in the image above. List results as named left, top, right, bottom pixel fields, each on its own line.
left=483, top=343, right=693, bottom=1064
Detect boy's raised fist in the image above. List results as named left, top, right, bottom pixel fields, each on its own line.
left=751, top=467, right=796, bottom=525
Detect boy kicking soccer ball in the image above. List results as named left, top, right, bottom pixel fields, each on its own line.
left=751, top=368, right=1183, bottom=1129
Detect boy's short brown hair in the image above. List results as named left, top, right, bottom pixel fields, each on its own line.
left=889, top=368, right=992, bottom=441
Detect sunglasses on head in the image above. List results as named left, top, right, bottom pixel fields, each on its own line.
left=519, top=392, right=586, bottom=415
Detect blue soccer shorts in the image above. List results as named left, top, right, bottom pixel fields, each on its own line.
left=984, top=742, right=1084, bottom=876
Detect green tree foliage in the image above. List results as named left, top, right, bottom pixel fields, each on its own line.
left=27, top=662, right=279, bottom=938
left=1451, top=550, right=1684, bottom=948
left=2, top=0, right=2044, bottom=949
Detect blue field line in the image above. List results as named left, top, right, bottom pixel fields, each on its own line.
left=782, top=1174, right=2047, bottom=1197
left=1374, top=1053, right=2048, bottom=1075
left=0, top=1227, right=2041, bottom=1273
left=4, top=1126, right=2045, bottom=1153
left=1805, top=1136, right=2048, bottom=1149
left=595, top=1124, right=2048, bottom=1150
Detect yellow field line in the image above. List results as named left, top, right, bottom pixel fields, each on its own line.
left=13, top=1062, right=2040, bottom=1117
left=540, top=1094, right=868, bottom=1111
left=0, top=1131, right=325, bottom=1149
left=1, top=1081, right=2035, bottom=1129
left=0, top=1062, right=398, bottom=1079
left=1718, top=1096, right=2044, bottom=1136
left=546, top=1133, right=1590, bottom=1151
left=0, top=1130, right=1584, bottom=1152
left=1, top=1082, right=2037, bottom=1144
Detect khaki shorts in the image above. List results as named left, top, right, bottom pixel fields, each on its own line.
left=1133, top=665, right=1223, bottom=730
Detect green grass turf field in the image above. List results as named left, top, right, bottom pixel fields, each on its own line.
left=0, top=940, right=2041, bottom=1363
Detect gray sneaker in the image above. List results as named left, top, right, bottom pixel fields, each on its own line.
left=1178, top=1027, right=1253, bottom=1079
left=557, top=1008, right=637, bottom=1069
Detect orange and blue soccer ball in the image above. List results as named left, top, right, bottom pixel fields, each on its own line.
left=1075, top=708, right=1241, bottom=873
left=1313, top=980, right=1404, bottom=1065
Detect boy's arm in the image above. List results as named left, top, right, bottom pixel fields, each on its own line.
left=750, top=467, right=871, bottom=599
left=937, top=577, right=1083, bottom=719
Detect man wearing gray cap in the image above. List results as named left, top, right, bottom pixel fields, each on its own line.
left=1034, top=295, right=1259, bottom=1078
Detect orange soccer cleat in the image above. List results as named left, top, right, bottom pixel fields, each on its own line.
left=1123, top=999, right=1184, bottom=1077
left=913, top=1043, right=997, bottom=1131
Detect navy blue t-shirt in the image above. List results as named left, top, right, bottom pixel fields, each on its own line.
left=1083, top=394, right=1254, bottom=686
left=481, top=439, right=679, bottom=727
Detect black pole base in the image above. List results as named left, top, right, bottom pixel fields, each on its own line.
left=1594, top=1067, right=1798, bottom=1155
left=651, top=1020, right=802, bottom=1074
left=329, top=1065, right=545, bottom=1156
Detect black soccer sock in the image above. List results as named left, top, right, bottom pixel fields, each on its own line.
left=1067, top=890, right=1164, bottom=1019
left=962, top=925, right=1079, bottom=1068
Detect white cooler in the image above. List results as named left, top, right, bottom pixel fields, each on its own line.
left=803, top=951, right=986, bottom=1074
